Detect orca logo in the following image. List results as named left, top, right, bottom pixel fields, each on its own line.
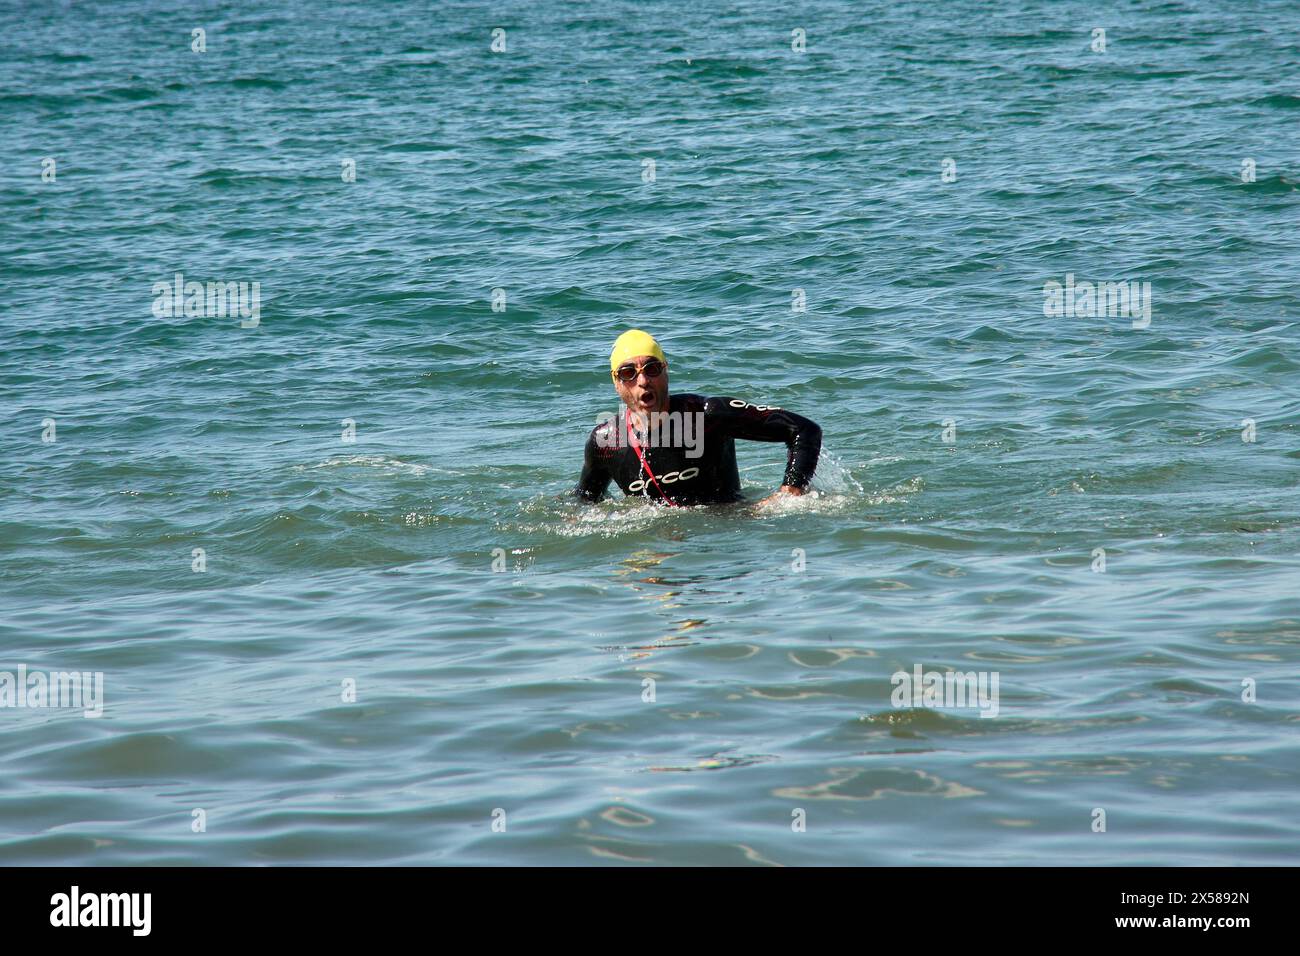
left=728, top=400, right=781, bottom=412
left=629, top=467, right=699, bottom=493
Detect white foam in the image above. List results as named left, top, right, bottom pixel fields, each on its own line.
left=302, top=455, right=438, bottom=477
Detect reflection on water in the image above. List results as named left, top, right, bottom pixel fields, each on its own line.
left=648, top=753, right=780, bottom=773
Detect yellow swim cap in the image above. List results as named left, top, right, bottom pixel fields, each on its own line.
left=609, top=329, right=666, bottom=380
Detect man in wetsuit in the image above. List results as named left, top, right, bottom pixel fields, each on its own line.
left=574, top=329, right=822, bottom=506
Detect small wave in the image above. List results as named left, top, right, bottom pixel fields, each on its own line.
left=301, top=455, right=435, bottom=477
left=1251, top=93, right=1300, bottom=109
left=871, top=476, right=924, bottom=504
left=521, top=497, right=677, bottom=538
left=229, top=75, right=290, bottom=90
left=1241, top=173, right=1300, bottom=195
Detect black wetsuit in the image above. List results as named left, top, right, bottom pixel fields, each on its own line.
left=575, top=393, right=822, bottom=505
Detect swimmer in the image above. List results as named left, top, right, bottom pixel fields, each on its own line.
left=574, top=329, right=822, bottom=506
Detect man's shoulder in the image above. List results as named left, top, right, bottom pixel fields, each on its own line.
left=696, top=395, right=783, bottom=415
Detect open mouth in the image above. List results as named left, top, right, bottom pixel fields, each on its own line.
left=637, top=392, right=656, bottom=407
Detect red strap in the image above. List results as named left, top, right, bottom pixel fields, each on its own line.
left=626, top=409, right=679, bottom=506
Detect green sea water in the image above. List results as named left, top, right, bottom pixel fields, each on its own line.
left=2, top=0, right=1298, bottom=865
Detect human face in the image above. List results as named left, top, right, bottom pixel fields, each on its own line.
left=613, top=354, right=669, bottom=415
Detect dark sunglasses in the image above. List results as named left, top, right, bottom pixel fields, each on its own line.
left=614, top=359, right=666, bottom=383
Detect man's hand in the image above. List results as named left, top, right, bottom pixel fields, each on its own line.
left=756, top=485, right=806, bottom=508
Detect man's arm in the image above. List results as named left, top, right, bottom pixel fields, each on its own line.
left=574, top=430, right=613, bottom=502
left=704, top=397, right=822, bottom=492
